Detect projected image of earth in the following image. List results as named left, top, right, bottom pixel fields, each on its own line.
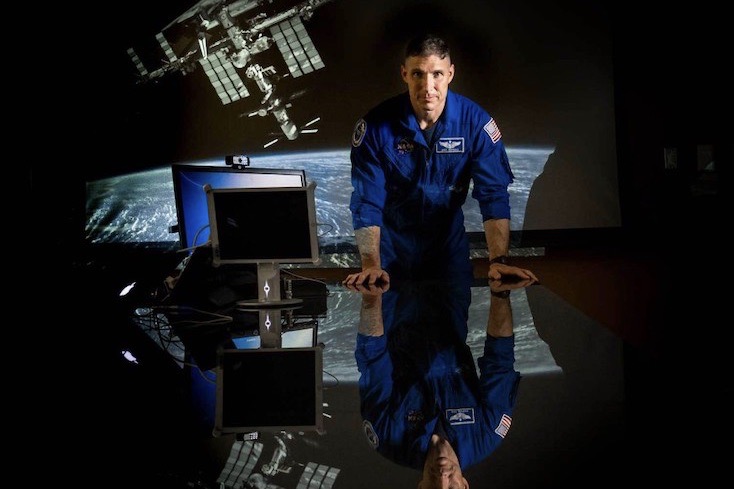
left=87, top=147, right=560, bottom=377
left=85, top=146, right=553, bottom=251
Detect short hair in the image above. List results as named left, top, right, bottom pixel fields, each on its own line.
left=404, top=33, right=451, bottom=61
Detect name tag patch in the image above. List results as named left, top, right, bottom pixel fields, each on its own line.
left=436, top=137, right=464, bottom=153
left=446, top=407, right=475, bottom=425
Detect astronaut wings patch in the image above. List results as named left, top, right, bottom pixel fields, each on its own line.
left=483, top=118, right=502, bottom=143
left=436, top=137, right=464, bottom=153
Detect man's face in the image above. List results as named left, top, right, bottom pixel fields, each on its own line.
left=417, top=434, right=469, bottom=489
left=401, top=54, right=455, bottom=124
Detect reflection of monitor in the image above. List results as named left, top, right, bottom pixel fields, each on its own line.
left=213, top=347, right=324, bottom=436
left=171, top=164, right=306, bottom=250
left=205, top=182, right=320, bottom=308
left=231, top=324, right=317, bottom=349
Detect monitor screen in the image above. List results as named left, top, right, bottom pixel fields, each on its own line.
left=172, top=164, right=306, bottom=250
left=214, top=347, right=324, bottom=435
left=231, top=325, right=317, bottom=350
left=206, top=182, right=319, bottom=266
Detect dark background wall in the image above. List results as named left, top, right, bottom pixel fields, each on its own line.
left=611, top=2, right=726, bottom=243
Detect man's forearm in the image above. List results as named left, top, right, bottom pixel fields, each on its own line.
left=354, top=226, right=382, bottom=270
left=483, top=218, right=510, bottom=260
left=358, top=295, right=384, bottom=337
left=488, top=295, right=513, bottom=338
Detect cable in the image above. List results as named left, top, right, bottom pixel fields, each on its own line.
left=316, top=221, right=334, bottom=237
left=322, top=369, right=339, bottom=389
left=177, top=237, right=211, bottom=255
left=281, top=268, right=329, bottom=288
left=191, top=224, right=210, bottom=249
left=170, top=317, right=232, bottom=327
left=156, top=305, right=234, bottom=322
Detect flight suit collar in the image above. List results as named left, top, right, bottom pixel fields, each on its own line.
left=397, top=90, right=456, bottom=149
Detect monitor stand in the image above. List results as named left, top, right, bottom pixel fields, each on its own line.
left=235, top=263, right=303, bottom=310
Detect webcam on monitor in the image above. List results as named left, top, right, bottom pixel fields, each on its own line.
left=225, top=154, right=250, bottom=169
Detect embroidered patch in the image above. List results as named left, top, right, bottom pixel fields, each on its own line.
left=352, top=119, right=367, bottom=147
left=363, top=420, right=379, bottom=448
left=407, top=410, right=424, bottom=423
left=483, top=118, right=502, bottom=143
left=436, top=137, right=464, bottom=153
left=446, top=408, right=475, bottom=425
left=494, top=414, right=512, bottom=438
left=396, top=137, right=415, bottom=154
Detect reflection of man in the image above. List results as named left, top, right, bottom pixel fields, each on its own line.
left=349, top=277, right=533, bottom=488
left=344, top=33, right=537, bottom=285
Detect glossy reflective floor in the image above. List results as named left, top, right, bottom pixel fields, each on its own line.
left=69, top=245, right=730, bottom=488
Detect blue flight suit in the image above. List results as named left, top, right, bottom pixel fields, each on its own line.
left=355, top=279, right=521, bottom=470
left=350, top=90, right=514, bottom=279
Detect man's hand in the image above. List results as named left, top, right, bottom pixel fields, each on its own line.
left=343, top=276, right=388, bottom=337
left=488, top=262, right=539, bottom=282
left=342, top=280, right=390, bottom=296
left=342, top=267, right=391, bottom=287
left=488, top=275, right=538, bottom=295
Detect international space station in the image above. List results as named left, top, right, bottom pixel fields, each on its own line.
left=127, top=0, right=334, bottom=146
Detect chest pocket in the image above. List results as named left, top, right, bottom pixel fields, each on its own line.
left=381, top=140, right=471, bottom=228
left=427, top=153, right=471, bottom=213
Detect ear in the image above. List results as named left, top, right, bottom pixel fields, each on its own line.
left=400, top=64, right=409, bottom=83
left=448, top=63, right=455, bottom=83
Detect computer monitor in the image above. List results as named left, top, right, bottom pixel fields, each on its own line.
left=231, top=323, right=318, bottom=349
left=171, top=164, right=306, bottom=250
left=213, top=346, right=324, bottom=436
left=205, top=182, right=320, bottom=308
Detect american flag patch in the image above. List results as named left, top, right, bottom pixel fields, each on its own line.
left=494, top=414, right=512, bottom=438
left=483, top=118, right=502, bottom=143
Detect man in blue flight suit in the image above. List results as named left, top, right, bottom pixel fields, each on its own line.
left=349, top=277, right=529, bottom=489
left=343, top=33, right=537, bottom=285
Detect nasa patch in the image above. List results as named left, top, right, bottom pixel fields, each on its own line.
left=407, top=409, right=425, bottom=423
left=483, top=118, right=502, bottom=143
left=436, top=137, right=464, bottom=153
left=446, top=408, right=475, bottom=426
left=396, top=137, right=415, bottom=154
left=363, top=420, right=379, bottom=448
left=352, top=119, right=367, bottom=147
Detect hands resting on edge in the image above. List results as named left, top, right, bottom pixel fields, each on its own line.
left=342, top=267, right=390, bottom=288
left=342, top=263, right=539, bottom=292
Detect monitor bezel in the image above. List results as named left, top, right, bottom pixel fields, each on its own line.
left=171, top=164, right=306, bottom=250
left=213, top=346, right=324, bottom=436
left=206, top=182, right=320, bottom=266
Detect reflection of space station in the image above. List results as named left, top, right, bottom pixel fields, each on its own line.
left=127, top=0, right=334, bottom=147
left=217, top=434, right=340, bottom=489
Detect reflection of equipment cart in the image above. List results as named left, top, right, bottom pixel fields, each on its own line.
left=217, top=433, right=341, bottom=489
